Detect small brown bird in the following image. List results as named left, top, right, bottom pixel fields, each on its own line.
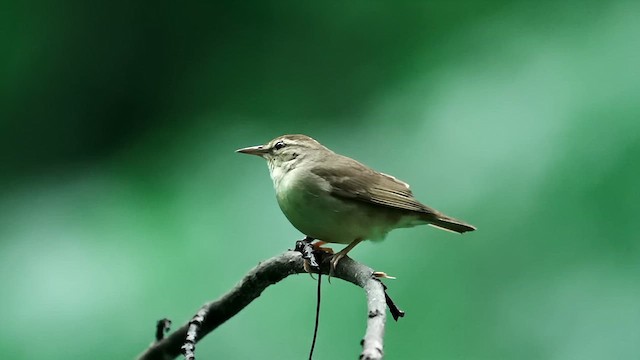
left=237, top=134, right=475, bottom=272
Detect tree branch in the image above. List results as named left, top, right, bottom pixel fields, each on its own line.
left=137, top=250, right=392, bottom=360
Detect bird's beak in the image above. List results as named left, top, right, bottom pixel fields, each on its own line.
left=236, top=145, right=268, bottom=157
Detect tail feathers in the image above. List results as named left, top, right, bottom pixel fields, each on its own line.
left=426, top=214, right=476, bottom=234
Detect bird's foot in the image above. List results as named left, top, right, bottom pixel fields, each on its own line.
left=329, top=253, right=345, bottom=273
left=312, top=241, right=334, bottom=254
left=327, top=252, right=347, bottom=283
left=303, top=259, right=318, bottom=280
left=296, top=237, right=319, bottom=270
left=303, top=259, right=312, bottom=273
left=326, top=238, right=363, bottom=283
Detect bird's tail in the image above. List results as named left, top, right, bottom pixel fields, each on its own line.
left=424, top=213, right=476, bottom=234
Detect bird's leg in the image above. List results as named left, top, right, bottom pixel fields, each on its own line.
left=311, top=240, right=334, bottom=254
left=329, top=238, right=363, bottom=277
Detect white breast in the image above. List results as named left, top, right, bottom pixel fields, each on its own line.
left=272, top=167, right=404, bottom=244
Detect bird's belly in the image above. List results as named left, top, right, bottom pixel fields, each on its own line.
left=276, top=179, right=400, bottom=244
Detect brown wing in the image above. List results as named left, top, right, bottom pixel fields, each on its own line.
left=310, top=155, right=441, bottom=216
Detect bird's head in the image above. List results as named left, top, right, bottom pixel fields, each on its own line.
left=236, top=134, right=330, bottom=182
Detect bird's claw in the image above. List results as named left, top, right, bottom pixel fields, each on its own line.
left=327, top=253, right=346, bottom=283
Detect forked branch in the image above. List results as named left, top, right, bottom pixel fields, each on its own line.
left=137, top=249, right=402, bottom=360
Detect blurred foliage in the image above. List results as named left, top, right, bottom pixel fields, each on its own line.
left=1, top=1, right=639, bottom=359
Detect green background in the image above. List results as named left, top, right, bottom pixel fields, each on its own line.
left=1, top=1, right=639, bottom=359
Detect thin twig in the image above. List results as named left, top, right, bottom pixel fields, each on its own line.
left=137, top=250, right=397, bottom=360
left=309, top=273, right=321, bottom=360
left=381, top=282, right=405, bottom=321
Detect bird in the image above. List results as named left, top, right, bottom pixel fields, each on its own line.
left=236, top=134, right=475, bottom=274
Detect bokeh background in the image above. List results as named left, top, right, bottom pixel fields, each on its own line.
left=1, top=1, right=639, bottom=359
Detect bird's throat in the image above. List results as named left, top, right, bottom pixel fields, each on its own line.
left=268, top=158, right=298, bottom=190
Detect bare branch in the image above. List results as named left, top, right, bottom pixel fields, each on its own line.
left=155, top=319, right=171, bottom=342
left=137, top=250, right=394, bottom=360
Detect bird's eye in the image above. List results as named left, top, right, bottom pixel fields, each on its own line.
left=274, top=141, right=286, bottom=150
